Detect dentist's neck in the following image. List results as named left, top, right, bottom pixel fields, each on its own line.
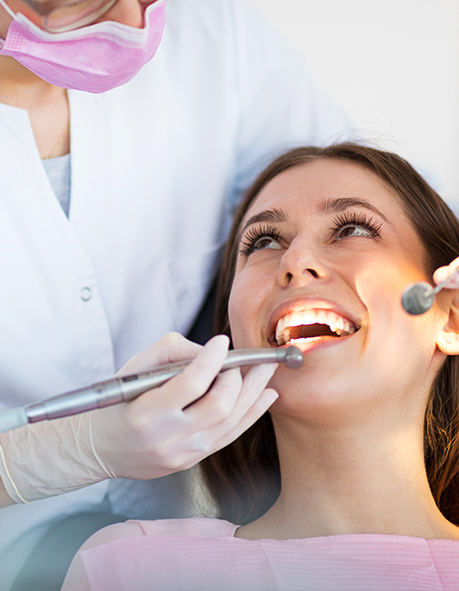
left=0, top=55, right=64, bottom=104
left=0, top=56, right=69, bottom=159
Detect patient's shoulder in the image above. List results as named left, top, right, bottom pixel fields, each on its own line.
left=131, top=517, right=238, bottom=539
left=61, top=521, right=146, bottom=591
left=78, top=517, right=237, bottom=550
left=62, top=518, right=237, bottom=591
left=74, top=520, right=146, bottom=551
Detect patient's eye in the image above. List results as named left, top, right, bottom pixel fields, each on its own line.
left=331, top=212, right=382, bottom=241
left=238, top=225, right=283, bottom=256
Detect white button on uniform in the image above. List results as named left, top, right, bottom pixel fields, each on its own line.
left=80, top=287, right=92, bottom=301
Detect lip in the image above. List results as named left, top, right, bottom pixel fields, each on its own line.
left=266, top=297, right=361, bottom=349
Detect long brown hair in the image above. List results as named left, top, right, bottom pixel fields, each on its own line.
left=201, top=143, right=459, bottom=526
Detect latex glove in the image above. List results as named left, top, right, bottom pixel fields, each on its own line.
left=433, top=256, right=459, bottom=289
left=0, top=412, right=107, bottom=504
left=90, top=333, right=279, bottom=480
left=0, top=333, right=278, bottom=503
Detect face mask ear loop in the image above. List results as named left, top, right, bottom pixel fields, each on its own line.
left=0, top=0, right=17, bottom=21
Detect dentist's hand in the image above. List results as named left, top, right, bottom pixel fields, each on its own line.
left=91, top=333, right=278, bottom=480
left=0, top=333, right=278, bottom=503
left=433, top=256, right=459, bottom=289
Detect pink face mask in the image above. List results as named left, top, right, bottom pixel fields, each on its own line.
left=0, top=0, right=166, bottom=93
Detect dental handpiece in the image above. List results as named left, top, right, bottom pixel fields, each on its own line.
left=0, top=346, right=303, bottom=433
left=402, top=267, right=459, bottom=315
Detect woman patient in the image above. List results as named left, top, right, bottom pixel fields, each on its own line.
left=63, top=144, right=459, bottom=590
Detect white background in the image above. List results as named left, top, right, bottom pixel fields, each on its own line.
left=249, top=0, right=459, bottom=201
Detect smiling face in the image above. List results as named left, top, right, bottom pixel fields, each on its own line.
left=229, top=158, right=448, bottom=422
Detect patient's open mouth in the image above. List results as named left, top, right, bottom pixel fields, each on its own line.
left=274, top=309, right=357, bottom=346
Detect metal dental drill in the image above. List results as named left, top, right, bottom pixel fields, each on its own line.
left=0, top=346, right=303, bottom=433
left=402, top=267, right=459, bottom=315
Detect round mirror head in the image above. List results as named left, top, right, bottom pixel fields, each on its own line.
left=401, top=281, right=434, bottom=315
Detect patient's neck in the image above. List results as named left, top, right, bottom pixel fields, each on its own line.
left=236, top=407, right=459, bottom=542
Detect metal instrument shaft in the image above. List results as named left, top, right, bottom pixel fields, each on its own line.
left=19, top=346, right=303, bottom=425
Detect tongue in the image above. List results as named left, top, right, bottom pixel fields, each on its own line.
left=289, top=323, right=336, bottom=340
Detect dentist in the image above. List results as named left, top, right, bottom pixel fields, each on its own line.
left=0, top=0, right=355, bottom=587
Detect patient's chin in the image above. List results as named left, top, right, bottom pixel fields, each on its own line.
left=267, top=369, right=388, bottom=428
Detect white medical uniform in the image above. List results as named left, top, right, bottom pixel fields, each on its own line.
left=0, top=0, right=355, bottom=586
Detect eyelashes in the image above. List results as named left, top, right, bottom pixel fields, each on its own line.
left=330, top=212, right=383, bottom=240
left=238, top=212, right=383, bottom=257
left=238, top=225, right=282, bottom=257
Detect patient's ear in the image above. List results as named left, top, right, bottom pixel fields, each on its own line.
left=437, top=291, right=459, bottom=355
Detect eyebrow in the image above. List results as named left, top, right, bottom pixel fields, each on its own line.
left=240, top=208, right=288, bottom=234
left=239, top=196, right=391, bottom=238
left=317, top=197, right=390, bottom=223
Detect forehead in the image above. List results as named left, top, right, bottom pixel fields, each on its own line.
left=242, top=159, right=403, bottom=222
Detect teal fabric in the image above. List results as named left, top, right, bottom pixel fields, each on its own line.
left=10, top=508, right=127, bottom=591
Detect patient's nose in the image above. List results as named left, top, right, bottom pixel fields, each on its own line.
left=277, top=237, right=330, bottom=288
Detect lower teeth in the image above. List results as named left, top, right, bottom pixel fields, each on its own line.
left=288, top=337, right=320, bottom=344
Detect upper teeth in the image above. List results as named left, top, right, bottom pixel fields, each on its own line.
left=275, top=309, right=356, bottom=345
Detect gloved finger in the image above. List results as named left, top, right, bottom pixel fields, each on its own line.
left=149, top=334, right=231, bottom=410
left=116, top=332, right=203, bottom=377
left=170, top=385, right=279, bottom=470
left=182, top=366, right=243, bottom=425
left=433, top=256, right=459, bottom=289
left=188, top=363, right=277, bottom=442
left=128, top=361, right=272, bottom=460
left=184, top=362, right=276, bottom=431
left=209, top=387, right=278, bottom=453
left=117, top=370, right=242, bottom=470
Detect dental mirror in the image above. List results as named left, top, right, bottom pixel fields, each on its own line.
left=402, top=267, right=459, bottom=315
